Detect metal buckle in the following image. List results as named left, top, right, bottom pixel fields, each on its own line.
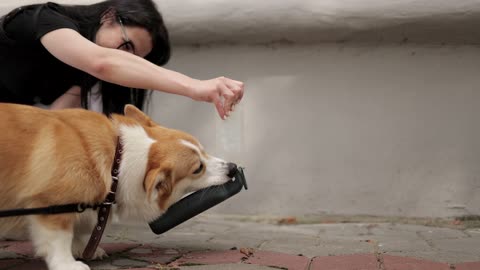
left=102, top=201, right=116, bottom=206
left=77, top=204, right=87, bottom=213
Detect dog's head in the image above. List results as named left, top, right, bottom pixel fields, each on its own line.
left=114, top=105, right=236, bottom=221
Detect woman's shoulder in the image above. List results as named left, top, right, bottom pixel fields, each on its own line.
left=2, top=2, right=79, bottom=43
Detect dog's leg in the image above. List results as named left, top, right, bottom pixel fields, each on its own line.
left=72, top=234, right=107, bottom=260
left=30, top=215, right=90, bottom=270
left=71, top=212, right=108, bottom=260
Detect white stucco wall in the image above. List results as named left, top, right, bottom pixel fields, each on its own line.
left=152, top=44, right=480, bottom=218
left=2, top=1, right=480, bottom=218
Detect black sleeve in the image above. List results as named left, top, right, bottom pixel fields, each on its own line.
left=4, top=3, right=79, bottom=43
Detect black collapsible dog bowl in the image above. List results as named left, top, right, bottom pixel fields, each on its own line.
left=149, top=167, right=248, bottom=234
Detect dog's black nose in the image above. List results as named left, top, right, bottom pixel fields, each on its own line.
left=227, top=162, right=238, bottom=178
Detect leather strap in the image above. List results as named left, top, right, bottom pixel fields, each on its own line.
left=82, top=139, right=122, bottom=260
left=0, top=203, right=90, bottom=218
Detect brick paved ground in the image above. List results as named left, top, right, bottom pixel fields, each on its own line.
left=0, top=214, right=479, bottom=269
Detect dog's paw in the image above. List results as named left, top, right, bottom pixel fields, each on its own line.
left=52, top=261, right=90, bottom=270
left=71, top=243, right=84, bottom=259
left=72, top=244, right=107, bottom=260
left=91, top=247, right=108, bottom=260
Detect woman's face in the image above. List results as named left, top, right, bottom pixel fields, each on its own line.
left=95, top=18, right=153, bottom=58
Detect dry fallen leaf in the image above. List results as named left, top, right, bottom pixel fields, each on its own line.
left=453, top=219, right=463, bottom=226
left=278, top=216, right=298, bottom=225
left=240, top=247, right=255, bottom=257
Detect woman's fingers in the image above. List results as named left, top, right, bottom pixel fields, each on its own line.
left=221, top=77, right=244, bottom=112
left=193, top=76, right=244, bottom=120
left=226, top=78, right=244, bottom=100
left=219, top=83, right=235, bottom=117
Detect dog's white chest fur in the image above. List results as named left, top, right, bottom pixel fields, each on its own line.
left=114, top=124, right=158, bottom=221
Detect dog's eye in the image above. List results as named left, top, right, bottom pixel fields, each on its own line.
left=193, top=163, right=204, bottom=174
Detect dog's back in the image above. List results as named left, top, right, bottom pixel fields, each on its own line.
left=0, top=103, right=116, bottom=237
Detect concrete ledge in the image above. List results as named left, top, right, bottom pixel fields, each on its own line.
left=157, top=0, right=480, bottom=45
left=1, top=0, right=480, bottom=45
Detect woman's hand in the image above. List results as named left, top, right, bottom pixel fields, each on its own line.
left=189, top=77, right=244, bottom=120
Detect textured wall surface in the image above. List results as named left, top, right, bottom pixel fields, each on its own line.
left=152, top=44, right=480, bottom=218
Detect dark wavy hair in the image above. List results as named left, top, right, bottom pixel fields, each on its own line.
left=2, top=0, right=170, bottom=115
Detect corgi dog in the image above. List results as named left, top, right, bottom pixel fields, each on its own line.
left=0, top=103, right=236, bottom=270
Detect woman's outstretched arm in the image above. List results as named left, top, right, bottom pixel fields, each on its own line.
left=41, top=28, right=243, bottom=119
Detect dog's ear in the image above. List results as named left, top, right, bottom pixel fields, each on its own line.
left=144, top=168, right=160, bottom=197
left=124, top=105, right=153, bottom=127
left=144, top=167, right=173, bottom=210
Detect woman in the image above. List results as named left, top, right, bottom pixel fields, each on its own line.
left=0, top=0, right=243, bottom=119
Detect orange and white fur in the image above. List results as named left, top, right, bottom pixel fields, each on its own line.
left=0, top=103, right=235, bottom=270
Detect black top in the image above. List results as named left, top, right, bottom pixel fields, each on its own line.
left=0, top=3, right=88, bottom=105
